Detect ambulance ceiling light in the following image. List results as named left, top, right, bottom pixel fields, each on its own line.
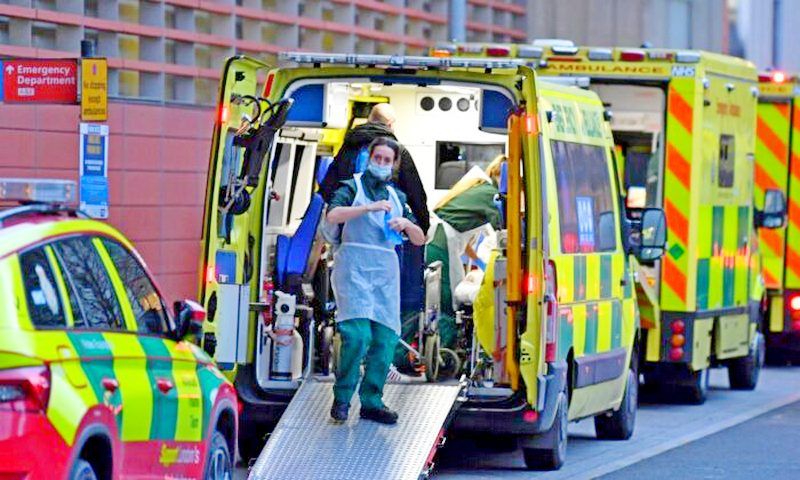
left=485, top=46, right=511, bottom=57
left=675, top=51, right=701, bottom=63
left=619, top=50, right=646, bottom=62
left=588, top=48, right=613, bottom=61
left=532, top=39, right=576, bottom=47
left=458, top=44, right=484, bottom=54
left=279, top=52, right=523, bottom=70
left=517, top=46, right=543, bottom=59
left=772, top=71, right=787, bottom=83
left=550, top=45, right=579, bottom=56
left=0, top=178, right=76, bottom=205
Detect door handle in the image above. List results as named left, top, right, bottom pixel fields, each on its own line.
left=102, top=377, right=119, bottom=393
left=156, top=378, right=174, bottom=394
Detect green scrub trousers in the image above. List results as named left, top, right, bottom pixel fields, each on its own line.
left=334, top=318, right=399, bottom=410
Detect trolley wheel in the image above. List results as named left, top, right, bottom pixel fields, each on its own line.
left=438, top=348, right=461, bottom=379
left=424, top=334, right=441, bottom=383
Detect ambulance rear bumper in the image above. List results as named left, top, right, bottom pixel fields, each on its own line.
left=452, top=361, right=567, bottom=435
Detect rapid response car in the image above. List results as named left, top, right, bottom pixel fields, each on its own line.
left=0, top=179, right=238, bottom=480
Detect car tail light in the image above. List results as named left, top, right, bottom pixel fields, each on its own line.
left=0, top=366, right=50, bottom=412
left=522, top=409, right=539, bottom=423
left=544, top=260, right=558, bottom=362
left=263, top=72, right=275, bottom=97
left=219, top=103, right=230, bottom=124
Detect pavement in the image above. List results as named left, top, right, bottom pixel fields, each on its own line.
left=236, top=366, right=800, bottom=479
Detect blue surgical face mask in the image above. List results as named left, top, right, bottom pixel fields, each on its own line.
left=368, top=162, right=392, bottom=181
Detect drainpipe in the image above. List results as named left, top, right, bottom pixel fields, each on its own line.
left=450, top=0, right=467, bottom=42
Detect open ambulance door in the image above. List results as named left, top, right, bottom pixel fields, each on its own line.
left=199, top=56, right=293, bottom=374
left=512, top=65, right=549, bottom=410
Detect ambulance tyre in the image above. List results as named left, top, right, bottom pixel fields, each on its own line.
left=205, top=431, right=233, bottom=480
left=728, top=332, right=765, bottom=390
left=594, top=367, right=637, bottom=440
left=438, top=348, right=461, bottom=379
left=70, top=459, right=98, bottom=480
left=522, top=392, right=568, bottom=470
left=424, top=334, right=441, bottom=383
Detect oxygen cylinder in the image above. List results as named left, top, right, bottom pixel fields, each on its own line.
left=269, top=292, right=304, bottom=381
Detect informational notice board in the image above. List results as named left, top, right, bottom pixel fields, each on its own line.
left=79, top=123, right=109, bottom=219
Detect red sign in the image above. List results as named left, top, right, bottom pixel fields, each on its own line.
left=3, top=59, right=78, bottom=103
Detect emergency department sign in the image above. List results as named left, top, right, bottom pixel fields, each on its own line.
left=81, top=58, right=108, bottom=121
left=2, top=59, right=78, bottom=103
left=79, top=123, right=109, bottom=219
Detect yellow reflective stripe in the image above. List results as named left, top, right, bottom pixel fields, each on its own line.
left=596, top=301, right=612, bottom=352
left=47, top=360, right=91, bottom=445
left=92, top=237, right=138, bottom=331
left=171, top=343, right=204, bottom=441
left=102, top=333, right=153, bottom=441
left=585, top=255, right=600, bottom=300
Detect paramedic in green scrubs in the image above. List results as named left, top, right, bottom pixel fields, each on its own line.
left=425, top=155, right=505, bottom=349
left=326, top=137, right=426, bottom=424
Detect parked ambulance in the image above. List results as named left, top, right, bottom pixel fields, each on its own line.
left=442, top=41, right=787, bottom=403
left=197, top=52, right=666, bottom=470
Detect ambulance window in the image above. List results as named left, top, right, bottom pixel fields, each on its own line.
left=52, top=237, right=124, bottom=331
left=435, top=141, right=505, bottom=189
left=101, top=239, right=170, bottom=335
left=19, top=248, right=67, bottom=328
left=552, top=141, right=616, bottom=253
left=718, top=134, right=735, bottom=188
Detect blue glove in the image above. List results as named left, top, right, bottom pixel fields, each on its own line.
left=384, top=212, right=404, bottom=245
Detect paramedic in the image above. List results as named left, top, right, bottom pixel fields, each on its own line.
left=319, top=103, right=430, bottom=234
left=425, top=155, right=505, bottom=349
left=326, top=137, right=426, bottom=424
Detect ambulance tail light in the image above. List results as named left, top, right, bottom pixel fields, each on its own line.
left=668, top=320, right=686, bottom=361
left=544, top=260, right=558, bottom=362
left=486, top=46, right=511, bottom=57
left=219, top=103, right=230, bottom=124
left=619, top=50, right=646, bottom=62
left=0, top=366, right=50, bottom=413
left=788, top=293, right=800, bottom=329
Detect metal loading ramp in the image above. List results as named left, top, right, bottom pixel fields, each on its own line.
left=248, top=379, right=463, bottom=480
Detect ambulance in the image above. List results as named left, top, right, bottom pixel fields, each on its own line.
left=442, top=41, right=788, bottom=402
left=755, top=71, right=800, bottom=362
left=198, top=52, right=666, bottom=472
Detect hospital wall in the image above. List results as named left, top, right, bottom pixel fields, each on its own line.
left=0, top=101, right=214, bottom=304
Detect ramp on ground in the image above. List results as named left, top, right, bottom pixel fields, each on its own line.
left=248, top=378, right=462, bottom=480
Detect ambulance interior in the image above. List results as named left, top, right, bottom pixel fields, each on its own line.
left=243, top=78, right=516, bottom=391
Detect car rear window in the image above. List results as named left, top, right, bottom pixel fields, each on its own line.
left=19, top=247, right=67, bottom=328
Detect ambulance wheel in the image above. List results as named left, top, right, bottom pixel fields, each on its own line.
left=438, top=348, right=461, bottom=379
left=728, top=332, right=765, bottom=390
left=424, top=334, right=441, bottom=383
left=594, top=368, right=637, bottom=440
left=522, top=392, right=568, bottom=470
left=70, top=459, right=98, bottom=480
left=205, top=431, right=233, bottom=480
left=684, top=368, right=709, bottom=405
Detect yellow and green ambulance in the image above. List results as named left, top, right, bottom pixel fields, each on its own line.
left=755, top=71, right=800, bottom=362
left=199, top=52, right=665, bottom=469
left=441, top=41, right=787, bottom=402
left=0, top=179, right=238, bottom=480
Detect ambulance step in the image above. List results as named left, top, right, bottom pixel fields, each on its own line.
left=248, top=378, right=462, bottom=480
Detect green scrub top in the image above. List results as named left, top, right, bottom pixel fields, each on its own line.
left=433, top=182, right=501, bottom=233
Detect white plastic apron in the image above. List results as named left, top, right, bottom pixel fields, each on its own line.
left=331, top=174, right=403, bottom=334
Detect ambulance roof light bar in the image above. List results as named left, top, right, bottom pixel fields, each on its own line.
left=0, top=178, right=76, bottom=205
left=759, top=70, right=788, bottom=83
left=279, top=52, right=526, bottom=70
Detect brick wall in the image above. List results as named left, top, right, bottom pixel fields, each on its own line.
left=0, top=101, right=215, bottom=304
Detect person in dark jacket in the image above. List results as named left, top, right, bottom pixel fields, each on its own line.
left=319, top=103, right=430, bottom=234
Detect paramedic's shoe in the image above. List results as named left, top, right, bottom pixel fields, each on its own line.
left=360, top=406, right=398, bottom=425
left=330, top=402, right=349, bottom=422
